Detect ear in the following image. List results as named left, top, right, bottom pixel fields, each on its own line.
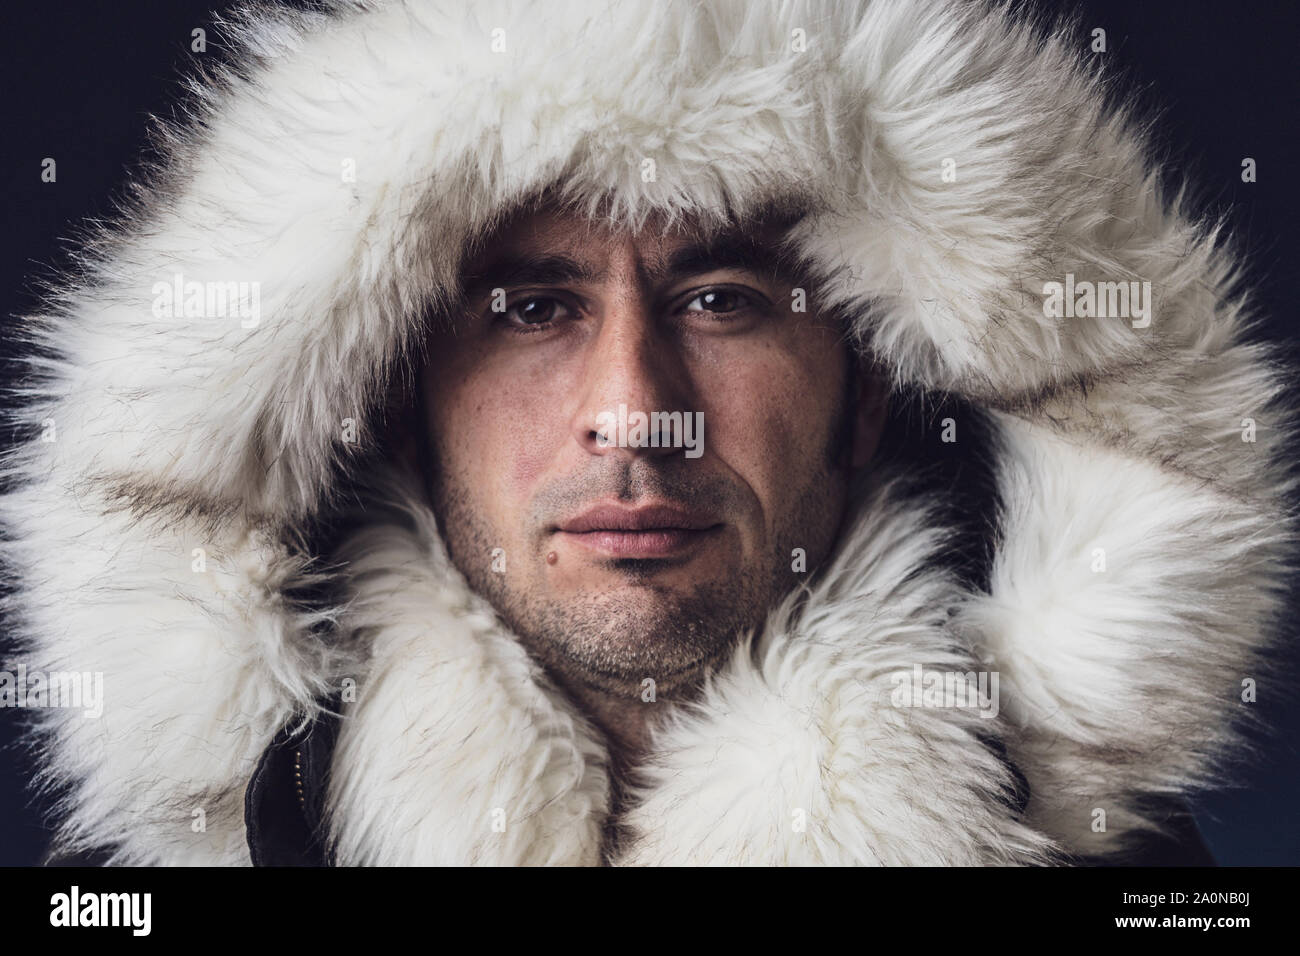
left=849, top=360, right=889, bottom=471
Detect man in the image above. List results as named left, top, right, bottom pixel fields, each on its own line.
left=417, top=202, right=886, bottom=764
left=8, top=0, right=1290, bottom=866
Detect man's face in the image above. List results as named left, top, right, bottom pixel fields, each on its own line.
left=421, top=205, right=885, bottom=701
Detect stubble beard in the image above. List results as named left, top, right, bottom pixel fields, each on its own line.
left=425, top=365, right=857, bottom=700
left=428, top=464, right=849, bottom=706
left=434, top=478, right=844, bottom=700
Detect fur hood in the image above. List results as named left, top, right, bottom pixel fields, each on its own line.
left=3, top=0, right=1293, bottom=866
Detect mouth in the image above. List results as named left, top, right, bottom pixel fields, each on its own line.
left=552, top=502, right=724, bottom=559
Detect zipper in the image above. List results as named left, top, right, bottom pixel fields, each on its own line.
left=293, top=746, right=306, bottom=812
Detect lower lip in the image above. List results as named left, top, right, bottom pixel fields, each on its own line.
left=556, top=527, right=721, bottom=559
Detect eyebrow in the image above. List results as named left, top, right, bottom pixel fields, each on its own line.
left=461, top=254, right=607, bottom=301
left=656, top=234, right=798, bottom=285
left=458, top=228, right=806, bottom=303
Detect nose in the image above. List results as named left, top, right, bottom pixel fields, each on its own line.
left=570, top=296, right=693, bottom=458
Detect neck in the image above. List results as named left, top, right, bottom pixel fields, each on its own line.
left=552, top=679, right=660, bottom=864
left=555, top=676, right=656, bottom=760
left=532, top=653, right=726, bottom=859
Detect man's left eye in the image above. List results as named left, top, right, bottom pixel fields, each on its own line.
left=681, top=288, right=754, bottom=315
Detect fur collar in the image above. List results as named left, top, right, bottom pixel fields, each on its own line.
left=4, top=0, right=1292, bottom=866
left=325, top=469, right=1058, bottom=866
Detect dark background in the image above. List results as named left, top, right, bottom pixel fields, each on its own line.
left=1, top=0, right=1297, bottom=866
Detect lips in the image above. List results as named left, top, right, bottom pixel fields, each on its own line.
left=553, top=503, right=722, bottom=558
left=557, top=504, right=716, bottom=533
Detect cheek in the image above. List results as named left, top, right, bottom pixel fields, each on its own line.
left=431, top=358, right=568, bottom=511
left=698, top=345, right=839, bottom=480
left=509, top=433, right=551, bottom=493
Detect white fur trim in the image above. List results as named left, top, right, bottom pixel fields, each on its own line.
left=2, top=0, right=1291, bottom=864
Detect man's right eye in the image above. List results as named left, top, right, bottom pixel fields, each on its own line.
left=495, top=295, right=575, bottom=333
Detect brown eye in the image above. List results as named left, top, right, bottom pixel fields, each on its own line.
left=682, top=288, right=752, bottom=315
left=503, top=296, right=572, bottom=328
